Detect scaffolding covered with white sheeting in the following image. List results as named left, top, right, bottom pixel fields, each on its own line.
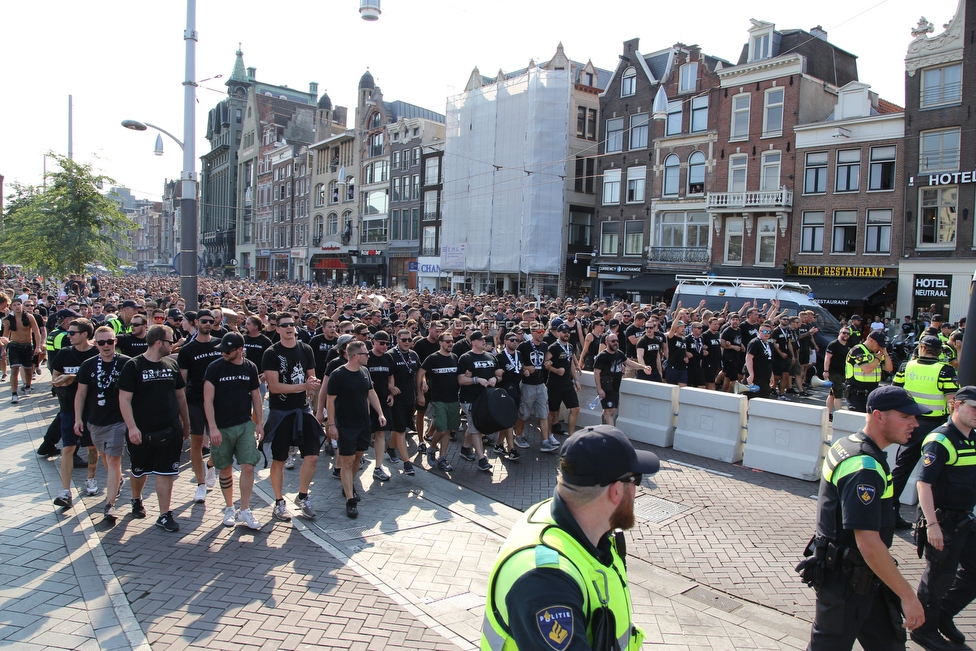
left=440, top=67, right=570, bottom=279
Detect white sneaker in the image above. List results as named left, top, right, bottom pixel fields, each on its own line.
left=548, top=435, right=560, bottom=446
left=85, top=478, right=98, bottom=496
left=236, top=508, right=262, bottom=530
left=284, top=455, right=295, bottom=470
left=204, top=465, right=216, bottom=488
left=514, top=435, right=530, bottom=449
left=194, top=484, right=207, bottom=503
left=222, top=506, right=236, bottom=527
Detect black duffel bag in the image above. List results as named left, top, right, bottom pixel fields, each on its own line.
left=471, top=387, right=518, bottom=434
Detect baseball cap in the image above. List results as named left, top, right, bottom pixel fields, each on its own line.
left=920, top=335, right=942, bottom=350
left=559, top=425, right=660, bottom=487
left=336, top=334, right=355, bottom=350
left=954, top=386, right=976, bottom=405
left=867, top=331, right=887, bottom=345
left=932, top=314, right=944, bottom=322
left=850, top=314, right=862, bottom=321
left=167, top=308, right=183, bottom=320
left=56, top=308, right=82, bottom=320
left=372, top=330, right=391, bottom=342
left=121, top=300, right=138, bottom=309
left=550, top=317, right=564, bottom=329
left=866, top=385, right=932, bottom=415
left=469, top=330, right=485, bottom=341
left=556, top=324, right=570, bottom=333
left=217, top=332, right=245, bottom=353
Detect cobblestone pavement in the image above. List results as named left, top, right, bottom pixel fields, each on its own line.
left=5, top=374, right=970, bottom=650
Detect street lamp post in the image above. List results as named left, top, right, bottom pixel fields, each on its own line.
left=121, top=0, right=198, bottom=310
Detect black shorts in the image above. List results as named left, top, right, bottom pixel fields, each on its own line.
left=722, top=356, right=743, bottom=378
left=547, top=384, right=579, bottom=411
left=187, top=402, right=209, bottom=435
left=665, top=367, right=688, bottom=385
left=636, top=369, right=661, bottom=382
left=128, top=426, right=183, bottom=477
left=701, top=364, right=720, bottom=384
left=600, top=390, right=620, bottom=410
left=369, top=404, right=392, bottom=432
left=268, top=413, right=322, bottom=461
left=7, top=342, right=34, bottom=368
left=390, top=400, right=416, bottom=432
left=772, top=357, right=790, bottom=375
left=337, top=425, right=372, bottom=456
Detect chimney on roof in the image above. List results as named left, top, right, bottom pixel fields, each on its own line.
left=247, top=66, right=257, bottom=80
left=811, top=26, right=828, bottom=41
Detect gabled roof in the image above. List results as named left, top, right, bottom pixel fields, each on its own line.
left=876, top=98, right=904, bottom=114
left=385, top=100, right=445, bottom=124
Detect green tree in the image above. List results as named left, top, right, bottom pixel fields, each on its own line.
left=0, top=153, right=134, bottom=276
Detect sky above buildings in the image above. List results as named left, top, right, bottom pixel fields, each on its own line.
left=1, top=0, right=953, bottom=202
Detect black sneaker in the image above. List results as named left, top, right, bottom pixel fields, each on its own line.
left=417, top=442, right=427, bottom=453
left=492, top=444, right=507, bottom=456
left=155, top=511, right=179, bottom=532
left=551, top=425, right=566, bottom=435
left=939, top=612, right=966, bottom=645
left=450, top=431, right=457, bottom=441
left=37, top=442, right=60, bottom=457
left=332, top=467, right=341, bottom=479
left=201, top=446, right=210, bottom=457
left=73, top=453, right=88, bottom=469
left=131, top=498, right=147, bottom=518
left=339, top=486, right=361, bottom=502
left=508, top=449, right=521, bottom=461
left=346, top=498, right=359, bottom=518
left=459, top=447, right=476, bottom=461
left=403, top=461, right=415, bottom=476
left=426, top=449, right=437, bottom=466
left=477, top=457, right=493, bottom=472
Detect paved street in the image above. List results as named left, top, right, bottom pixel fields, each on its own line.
left=1, top=374, right=970, bottom=650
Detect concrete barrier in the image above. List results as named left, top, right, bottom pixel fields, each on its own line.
left=830, top=410, right=865, bottom=443
left=673, top=387, right=747, bottom=463
left=577, top=372, right=602, bottom=430
left=829, top=409, right=918, bottom=505
left=742, top=398, right=830, bottom=481
left=615, top=378, right=678, bottom=448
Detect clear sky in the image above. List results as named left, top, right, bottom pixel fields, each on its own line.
left=0, top=0, right=955, bottom=202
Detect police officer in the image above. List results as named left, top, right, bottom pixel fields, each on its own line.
left=844, top=331, right=893, bottom=412
left=847, top=314, right=864, bottom=348
left=890, top=335, right=958, bottom=528
left=802, top=386, right=928, bottom=650
left=912, top=386, right=976, bottom=651
left=481, top=425, right=658, bottom=651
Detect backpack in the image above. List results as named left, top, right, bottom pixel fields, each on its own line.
left=471, top=387, right=518, bottom=434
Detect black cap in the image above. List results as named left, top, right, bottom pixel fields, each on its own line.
left=559, top=425, right=660, bottom=486
left=867, top=331, right=887, bottom=345
left=955, top=386, right=976, bottom=404
left=850, top=314, right=862, bottom=321
left=343, top=304, right=354, bottom=311
left=932, top=314, right=944, bottom=322
left=56, top=308, right=82, bottom=320
left=217, top=333, right=245, bottom=353
left=866, top=385, right=932, bottom=415
left=121, top=300, right=138, bottom=309
left=469, top=330, right=484, bottom=341
left=167, top=308, right=183, bottom=319
left=372, top=330, right=391, bottom=342
left=556, top=324, right=570, bottom=333
left=920, top=335, right=942, bottom=350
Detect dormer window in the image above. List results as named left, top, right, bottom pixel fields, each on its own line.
left=752, top=34, right=771, bottom=60
left=679, top=63, right=698, bottom=93
left=620, top=67, right=636, bottom=97
left=747, top=21, right=777, bottom=62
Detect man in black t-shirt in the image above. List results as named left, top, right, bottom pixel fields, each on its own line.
left=457, top=332, right=501, bottom=471
left=309, top=317, right=339, bottom=380
left=701, top=317, right=723, bottom=390
left=417, top=333, right=460, bottom=472
left=545, top=325, right=581, bottom=444
left=720, top=314, right=746, bottom=392
left=75, top=325, right=130, bottom=521
left=665, top=321, right=691, bottom=387
left=177, top=309, right=223, bottom=503
left=412, top=320, right=444, bottom=440
left=745, top=324, right=774, bottom=399
left=823, top=329, right=852, bottom=414
left=516, top=323, right=552, bottom=451
left=118, top=325, right=189, bottom=532
left=593, top=334, right=651, bottom=426
left=116, top=317, right=149, bottom=358
left=327, top=340, right=386, bottom=519
left=262, top=315, right=322, bottom=522
left=364, top=331, right=396, bottom=482
left=388, top=329, right=420, bottom=473
left=494, top=331, right=523, bottom=460
left=204, top=333, right=263, bottom=530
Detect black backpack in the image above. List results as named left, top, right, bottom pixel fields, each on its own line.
left=471, top=387, right=518, bottom=434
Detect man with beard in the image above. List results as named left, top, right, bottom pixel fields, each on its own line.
left=116, top=315, right=149, bottom=358
left=720, top=313, right=746, bottom=392
left=593, top=335, right=652, bottom=426
left=545, top=324, right=582, bottom=442
left=481, top=425, right=659, bottom=651
left=310, top=317, right=339, bottom=380
left=457, top=331, right=501, bottom=472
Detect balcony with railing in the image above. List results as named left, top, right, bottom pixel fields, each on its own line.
left=706, top=189, right=793, bottom=210
left=645, top=247, right=710, bottom=264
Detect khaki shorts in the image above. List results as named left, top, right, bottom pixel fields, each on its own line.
left=210, top=421, right=261, bottom=469
left=429, top=401, right=461, bottom=433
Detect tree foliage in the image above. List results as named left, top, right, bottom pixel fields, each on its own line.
left=0, top=154, right=135, bottom=276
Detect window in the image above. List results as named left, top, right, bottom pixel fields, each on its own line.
left=868, top=146, right=896, bottom=191
left=391, top=210, right=400, bottom=240
left=725, top=217, right=743, bottom=264
left=423, top=226, right=437, bottom=255
left=691, top=96, right=708, bottom=133
left=425, top=157, right=440, bottom=185
left=345, top=176, right=355, bottom=201
left=602, top=169, right=621, bottom=204
left=369, top=133, right=384, bottom=158
left=587, top=109, right=597, bottom=139
left=663, top=155, right=680, bottom=196
left=921, top=64, right=962, bottom=108
left=315, top=183, right=325, bottom=207
left=666, top=101, right=682, bottom=136
left=575, top=158, right=596, bottom=194
left=865, top=209, right=892, bottom=253
left=569, top=211, right=592, bottom=247
left=920, top=186, right=958, bottom=245
left=601, top=222, right=619, bottom=255
left=620, top=67, right=636, bottom=97
left=626, top=166, right=646, bottom=203
left=804, top=152, right=827, bottom=194
left=760, top=152, right=781, bottom=191
left=800, top=211, right=824, bottom=253
left=585, top=72, right=594, bottom=86
left=577, top=106, right=586, bottom=137
left=424, top=190, right=438, bottom=220
left=606, top=118, right=624, bottom=153
left=362, top=189, right=389, bottom=215
left=314, top=214, right=324, bottom=238
left=410, top=208, right=420, bottom=240
left=624, top=221, right=644, bottom=256
left=763, top=88, right=784, bottom=137
left=369, top=112, right=381, bottom=129
left=679, top=63, right=698, bottom=93
left=327, top=213, right=338, bottom=235
left=920, top=128, right=961, bottom=173
left=413, top=148, right=421, bottom=166
left=756, top=217, right=777, bottom=265
left=412, top=174, right=420, bottom=200
left=630, top=113, right=648, bottom=150
left=687, top=152, right=705, bottom=194
left=362, top=217, right=387, bottom=244
left=658, top=212, right=709, bottom=247
left=392, top=151, right=400, bottom=169
left=832, top=210, right=858, bottom=253
left=392, top=177, right=400, bottom=202
left=729, top=155, right=747, bottom=192
left=835, top=149, right=860, bottom=192
left=731, top=94, right=750, bottom=139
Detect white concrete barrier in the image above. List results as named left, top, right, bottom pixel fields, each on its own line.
left=577, top=372, right=602, bottom=430
left=830, top=409, right=918, bottom=505
left=742, top=398, right=830, bottom=481
left=830, top=410, right=865, bottom=443
left=615, top=378, right=678, bottom=448
left=673, top=387, right=747, bottom=463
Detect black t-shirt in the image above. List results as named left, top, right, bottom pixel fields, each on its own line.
left=721, top=325, right=744, bottom=361
left=365, top=351, right=395, bottom=402
left=826, top=339, right=850, bottom=375
left=243, top=334, right=272, bottom=372
left=496, top=348, right=522, bottom=391
left=422, top=352, right=459, bottom=404
left=326, top=365, right=373, bottom=430
left=771, top=327, right=791, bottom=361
left=116, top=334, right=149, bottom=359
left=451, top=338, right=472, bottom=358
left=518, top=340, right=549, bottom=385
left=310, top=333, right=339, bottom=379
left=325, top=355, right=347, bottom=378
left=77, top=353, right=131, bottom=426
left=739, top=321, right=760, bottom=348
left=918, top=420, right=976, bottom=511
left=546, top=342, right=574, bottom=388
left=412, top=336, right=440, bottom=366
left=593, top=349, right=627, bottom=391
left=177, top=337, right=223, bottom=403
left=797, top=323, right=813, bottom=354
left=117, top=355, right=185, bottom=433
left=457, top=350, right=498, bottom=404
left=204, top=358, right=260, bottom=428
left=389, top=347, right=420, bottom=403
left=747, top=337, right=773, bottom=379
left=262, top=341, right=315, bottom=411
left=51, top=345, right=100, bottom=414
left=636, top=334, right=661, bottom=369
left=623, top=324, right=642, bottom=358
left=702, top=329, right=723, bottom=367
left=667, top=334, right=689, bottom=371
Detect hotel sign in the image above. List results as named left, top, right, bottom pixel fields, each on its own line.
left=910, top=171, right=976, bottom=187
left=791, top=265, right=887, bottom=278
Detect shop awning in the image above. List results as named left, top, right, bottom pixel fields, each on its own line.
left=606, top=274, right=677, bottom=293
left=800, top=277, right=893, bottom=301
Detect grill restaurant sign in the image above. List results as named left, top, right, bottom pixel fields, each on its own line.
left=792, top=266, right=886, bottom=278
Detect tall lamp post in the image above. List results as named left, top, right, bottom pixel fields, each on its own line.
left=121, top=0, right=198, bottom=310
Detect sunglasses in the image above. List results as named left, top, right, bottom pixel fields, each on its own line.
left=398, top=338, right=411, bottom=342
left=95, top=339, right=115, bottom=346
left=66, top=330, right=82, bottom=335
left=153, top=316, right=166, bottom=321
left=374, top=340, right=389, bottom=346
left=131, top=322, right=146, bottom=326
left=278, top=323, right=295, bottom=328
left=602, top=473, right=642, bottom=487
left=198, top=319, right=214, bottom=324
left=759, top=330, right=772, bottom=334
